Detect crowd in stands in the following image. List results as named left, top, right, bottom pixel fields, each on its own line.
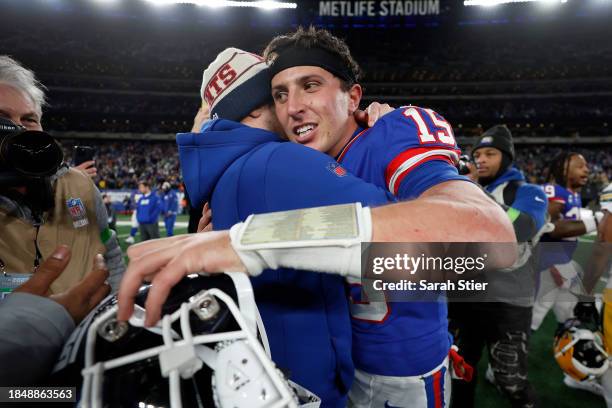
left=352, top=28, right=612, bottom=83
left=3, top=21, right=610, bottom=84
left=61, top=140, right=611, bottom=208
left=2, top=8, right=611, bottom=138
left=62, top=140, right=181, bottom=190
left=4, top=2, right=610, bottom=191
left=41, top=91, right=611, bottom=137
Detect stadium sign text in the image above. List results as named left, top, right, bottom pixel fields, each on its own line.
left=319, top=0, right=440, bottom=17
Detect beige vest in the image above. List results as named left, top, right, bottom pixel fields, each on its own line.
left=0, top=169, right=106, bottom=294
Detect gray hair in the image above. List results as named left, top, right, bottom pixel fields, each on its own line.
left=0, top=55, right=47, bottom=117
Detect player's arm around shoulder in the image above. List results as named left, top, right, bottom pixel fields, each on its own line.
left=371, top=179, right=514, bottom=242
left=371, top=179, right=517, bottom=268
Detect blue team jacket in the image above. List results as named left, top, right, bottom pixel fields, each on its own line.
left=136, top=192, right=162, bottom=224
left=177, top=119, right=393, bottom=407
left=485, top=166, right=548, bottom=232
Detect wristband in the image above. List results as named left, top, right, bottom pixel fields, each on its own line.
left=229, top=203, right=372, bottom=278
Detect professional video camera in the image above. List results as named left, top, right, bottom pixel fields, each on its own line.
left=0, top=117, right=64, bottom=212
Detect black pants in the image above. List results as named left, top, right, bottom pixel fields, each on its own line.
left=448, top=302, right=538, bottom=408
left=139, top=223, right=160, bottom=241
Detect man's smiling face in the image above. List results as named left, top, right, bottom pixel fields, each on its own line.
left=271, top=65, right=361, bottom=157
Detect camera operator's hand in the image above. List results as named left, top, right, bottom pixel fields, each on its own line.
left=75, top=160, right=98, bottom=178
left=14, top=245, right=111, bottom=324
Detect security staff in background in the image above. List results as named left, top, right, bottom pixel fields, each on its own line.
left=449, top=125, right=549, bottom=408
left=0, top=55, right=125, bottom=293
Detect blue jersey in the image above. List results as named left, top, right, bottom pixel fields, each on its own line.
left=136, top=192, right=162, bottom=224
left=543, top=183, right=582, bottom=227
left=177, top=119, right=394, bottom=408
left=540, top=183, right=582, bottom=267
left=337, top=106, right=467, bottom=377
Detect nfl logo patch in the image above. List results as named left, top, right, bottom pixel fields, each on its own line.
left=66, top=197, right=89, bottom=228
left=327, top=162, right=347, bottom=177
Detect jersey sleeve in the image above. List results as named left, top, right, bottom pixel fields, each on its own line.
left=396, top=160, right=469, bottom=200
left=543, top=183, right=567, bottom=204
left=511, top=184, right=548, bottom=233
left=372, top=107, right=463, bottom=199
left=264, top=143, right=395, bottom=212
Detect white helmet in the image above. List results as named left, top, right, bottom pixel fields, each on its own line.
left=52, top=273, right=320, bottom=408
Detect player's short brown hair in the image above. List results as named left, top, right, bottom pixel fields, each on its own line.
left=263, top=26, right=362, bottom=91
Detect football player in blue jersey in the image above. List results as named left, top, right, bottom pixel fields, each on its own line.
left=544, top=151, right=593, bottom=239
left=262, top=27, right=513, bottom=408
left=118, top=33, right=516, bottom=408
left=532, top=151, right=595, bottom=331
left=532, top=151, right=605, bottom=394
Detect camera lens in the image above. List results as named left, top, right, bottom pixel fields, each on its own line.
left=3, top=130, right=64, bottom=177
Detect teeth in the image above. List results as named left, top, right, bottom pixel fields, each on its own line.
left=296, top=124, right=314, bottom=136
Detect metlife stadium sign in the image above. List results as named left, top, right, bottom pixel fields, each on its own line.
left=318, top=0, right=440, bottom=17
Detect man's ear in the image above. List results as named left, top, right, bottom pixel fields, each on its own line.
left=347, top=83, right=363, bottom=113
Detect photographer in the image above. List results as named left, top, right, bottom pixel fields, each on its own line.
left=0, top=56, right=124, bottom=293
left=449, top=125, right=548, bottom=408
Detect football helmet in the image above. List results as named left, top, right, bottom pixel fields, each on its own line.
left=554, top=318, right=609, bottom=382
left=51, top=272, right=320, bottom=408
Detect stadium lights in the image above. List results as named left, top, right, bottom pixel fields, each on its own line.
left=464, top=0, right=567, bottom=6
left=142, top=0, right=297, bottom=8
